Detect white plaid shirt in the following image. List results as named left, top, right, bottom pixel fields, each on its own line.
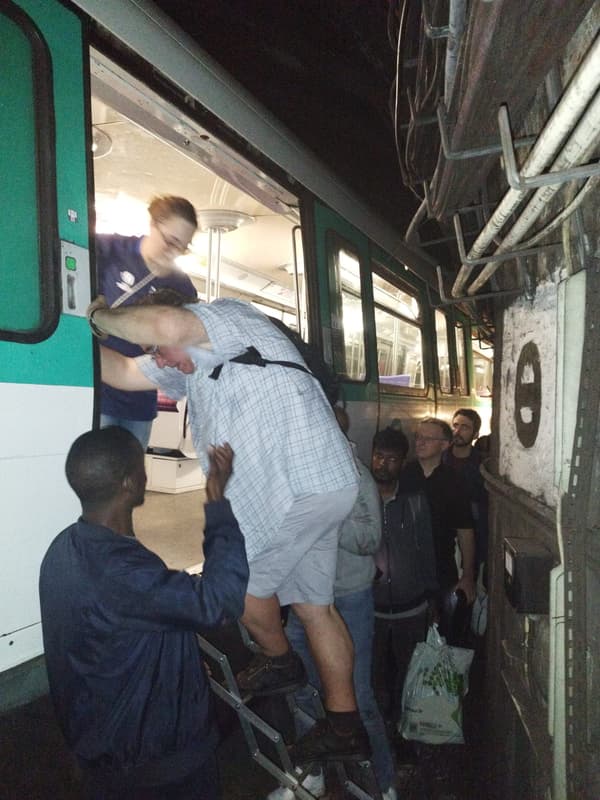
left=138, top=299, right=358, bottom=560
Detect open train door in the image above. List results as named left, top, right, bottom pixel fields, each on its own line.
left=0, top=0, right=93, bottom=698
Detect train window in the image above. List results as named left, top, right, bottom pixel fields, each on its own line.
left=435, top=310, right=452, bottom=393
left=0, top=4, right=59, bottom=342
left=372, top=270, right=424, bottom=389
left=327, top=238, right=367, bottom=381
left=455, top=325, right=469, bottom=395
left=472, top=340, right=493, bottom=397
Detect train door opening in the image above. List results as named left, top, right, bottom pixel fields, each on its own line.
left=89, top=49, right=304, bottom=569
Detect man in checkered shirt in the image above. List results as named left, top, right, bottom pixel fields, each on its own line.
left=89, top=291, right=369, bottom=764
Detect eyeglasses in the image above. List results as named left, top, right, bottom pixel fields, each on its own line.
left=415, top=434, right=448, bottom=443
left=155, top=224, right=190, bottom=254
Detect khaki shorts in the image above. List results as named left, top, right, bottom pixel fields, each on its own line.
left=247, top=485, right=358, bottom=606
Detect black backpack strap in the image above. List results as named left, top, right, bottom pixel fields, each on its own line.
left=208, top=346, right=313, bottom=381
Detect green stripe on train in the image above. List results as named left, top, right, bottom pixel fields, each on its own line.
left=0, top=315, right=93, bottom=387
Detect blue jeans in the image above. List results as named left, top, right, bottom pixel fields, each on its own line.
left=100, top=415, right=153, bottom=452
left=286, top=587, right=396, bottom=793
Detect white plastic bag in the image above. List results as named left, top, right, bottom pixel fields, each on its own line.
left=399, top=624, right=474, bottom=744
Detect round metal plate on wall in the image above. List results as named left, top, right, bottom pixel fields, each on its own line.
left=514, top=341, right=542, bottom=448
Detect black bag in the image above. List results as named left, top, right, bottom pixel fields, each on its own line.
left=268, top=317, right=340, bottom=406
left=208, top=318, right=340, bottom=407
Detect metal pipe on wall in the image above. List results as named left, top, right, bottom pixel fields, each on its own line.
left=444, top=0, right=467, bottom=107
left=467, top=89, right=600, bottom=294
left=451, top=33, right=600, bottom=297
left=405, top=198, right=428, bottom=243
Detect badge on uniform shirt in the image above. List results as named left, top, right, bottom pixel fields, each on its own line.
left=116, top=270, right=135, bottom=293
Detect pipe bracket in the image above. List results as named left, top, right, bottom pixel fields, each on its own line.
left=430, top=266, right=521, bottom=308
left=438, top=101, right=536, bottom=161
left=498, top=104, right=600, bottom=190
left=422, top=2, right=449, bottom=39
left=453, top=213, right=563, bottom=266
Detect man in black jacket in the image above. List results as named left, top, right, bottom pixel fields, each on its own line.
left=39, top=427, right=248, bottom=800
left=443, top=409, right=489, bottom=589
left=371, top=427, right=438, bottom=734
left=402, top=418, right=476, bottom=605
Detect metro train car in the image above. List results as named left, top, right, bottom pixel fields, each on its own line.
left=0, top=0, right=491, bottom=700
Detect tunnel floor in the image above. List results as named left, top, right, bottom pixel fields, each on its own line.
left=0, top=635, right=491, bottom=800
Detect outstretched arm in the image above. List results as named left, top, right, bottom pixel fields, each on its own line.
left=113, top=444, right=249, bottom=629
left=88, top=295, right=210, bottom=348
left=100, top=346, right=158, bottom=391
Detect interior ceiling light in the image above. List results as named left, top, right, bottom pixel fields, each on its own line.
left=92, top=125, right=112, bottom=159
left=197, top=209, right=255, bottom=232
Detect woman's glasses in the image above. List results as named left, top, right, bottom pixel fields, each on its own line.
left=155, top=224, right=190, bottom=254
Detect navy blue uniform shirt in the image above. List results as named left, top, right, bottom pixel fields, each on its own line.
left=97, top=234, right=196, bottom=421
left=39, top=499, right=248, bottom=786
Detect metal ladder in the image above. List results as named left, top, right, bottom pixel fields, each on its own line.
left=198, top=632, right=382, bottom=800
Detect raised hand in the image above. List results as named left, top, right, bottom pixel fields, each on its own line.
left=205, top=443, right=234, bottom=502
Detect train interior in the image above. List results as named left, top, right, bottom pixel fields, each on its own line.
left=90, top=48, right=309, bottom=568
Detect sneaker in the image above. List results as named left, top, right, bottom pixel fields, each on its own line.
left=236, top=650, right=307, bottom=696
left=382, top=788, right=398, bottom=800
left=291, top=718, right=371, bottom=764
left=266, top=768, right=325, bottom=799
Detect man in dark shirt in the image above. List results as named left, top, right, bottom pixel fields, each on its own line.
left=371, top=426, right=437, bottom=738
left=401, top=418, right=476, bottom=605
left=39, top=427, right=248, bottom=800
left=443, top=409, right=489, bottom=587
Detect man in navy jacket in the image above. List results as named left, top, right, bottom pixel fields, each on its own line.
left=39, top=427, right=248, bottom=799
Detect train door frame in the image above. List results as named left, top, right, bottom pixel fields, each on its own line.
left=0, top=0, right=93, bottom=690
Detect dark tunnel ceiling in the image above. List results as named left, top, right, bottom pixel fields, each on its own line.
left=151, top=0, right=419, bottom=234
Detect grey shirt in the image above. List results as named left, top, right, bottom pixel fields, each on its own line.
left=335, top=446, right=382, bottom=598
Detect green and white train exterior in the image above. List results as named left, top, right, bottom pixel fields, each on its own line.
left=0, top=0, right=490, bottom=703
